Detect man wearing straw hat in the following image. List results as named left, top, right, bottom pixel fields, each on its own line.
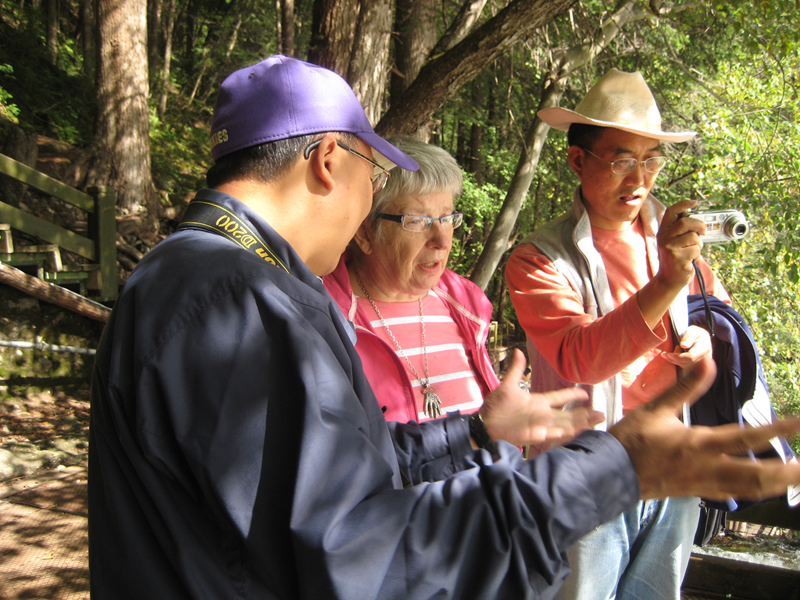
left=506, top=69, right=729, bottom=600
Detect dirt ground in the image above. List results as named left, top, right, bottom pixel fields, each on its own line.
left=0, top=387, right=90, bottom=600
left=0, top=388, right=90, bottom=481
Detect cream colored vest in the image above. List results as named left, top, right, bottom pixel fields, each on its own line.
left=519, top=188, right=690, bottom=429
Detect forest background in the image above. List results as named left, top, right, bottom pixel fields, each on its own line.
left=0, top=0, right=798, bottom=430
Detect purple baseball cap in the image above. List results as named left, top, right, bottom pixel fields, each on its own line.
left=209, top=55, right=419, bottom=172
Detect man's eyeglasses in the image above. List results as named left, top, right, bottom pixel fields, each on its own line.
left=378, top=212, right=464, bottom=232
left=304, top=139, right=390, bottom=194
left=581, top=147, right=668, bottom=175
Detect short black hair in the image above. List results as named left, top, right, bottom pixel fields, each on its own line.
left=205, top=132, right=357, bottom=188
left=567, top=123, right=605, bottom=150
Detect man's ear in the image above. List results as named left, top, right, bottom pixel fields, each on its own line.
left=567, top=145, right=585, bottom=178
left=353, top=220, right=374, bottom=255
left=307, top=134, right=339, bottom=192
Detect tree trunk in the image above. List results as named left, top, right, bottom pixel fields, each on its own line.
left=468, top=0, right=655, bottom=290
left=157, top=0, right=176, bottom=118
left=93, top=0, right=158, bottom=240
left=391, top=0, right=438, bottom=97
left=308, top=0, right=359, bottom=76
left=183, top=0, right=196, bottom=75
left=467, top=81, right=485, bottom=180
left=376, top=0, right=575, bottom=136
left=469, top=122, right=484, bottom=182
left=455, top=120, right=467, bottom=165
left=280, top=0, right=295, bottom=57
left=390, top=0, right=439, bottom=138
left=346, top=0, right=393, bottom=123
left=468, top=80, right=561, bottom=290
left=309, top=0, right=391, bottom=124
left=147, top=0, right=162, bottom=77
left=429, top=0, right=487, bottom=58
left=46, top=0, right=58, bottom=64
left=81, top=0, right=96, bottom=81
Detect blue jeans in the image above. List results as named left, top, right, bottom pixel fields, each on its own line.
left=554, top=497, right=700, bottom=600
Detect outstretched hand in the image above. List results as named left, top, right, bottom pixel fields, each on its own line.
left=610, top=355, right=800, bottom=500
left=480, top=349, right=604, bottom=448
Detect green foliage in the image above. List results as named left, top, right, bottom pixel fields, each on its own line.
left=0, top=64, right=20, bottom=123
left=686, top=54, right=800, bottom=440
left=449, top=172, right=505, bottom=277
left=149, top=107, right=212, bottom=205
left=0, top=18, right=94, bottom=143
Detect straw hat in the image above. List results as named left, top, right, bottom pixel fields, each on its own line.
left=538, top=69, right=696, bottom=143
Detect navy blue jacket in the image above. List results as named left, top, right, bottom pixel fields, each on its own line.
left=89, top=189, right=639, bottom=599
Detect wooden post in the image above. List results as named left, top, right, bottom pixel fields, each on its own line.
left=88, top=186, right=118, bottom=301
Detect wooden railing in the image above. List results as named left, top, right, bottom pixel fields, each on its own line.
left=0, top=152, right=117, bottom=302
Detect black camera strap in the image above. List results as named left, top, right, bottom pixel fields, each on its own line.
left=693, top=261, right=715, bottom=338
left=177, top=199, right=290, bottom=274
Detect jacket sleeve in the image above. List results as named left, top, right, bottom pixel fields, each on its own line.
left=506, top=243, right=663, bottom=384
left=144, top=283, right=640, bottom=600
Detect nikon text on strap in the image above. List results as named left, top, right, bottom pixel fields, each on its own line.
left=177, top=200, right=290, bottom=273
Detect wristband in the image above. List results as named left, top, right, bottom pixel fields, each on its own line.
left=469, top=412, right=501, bottom=461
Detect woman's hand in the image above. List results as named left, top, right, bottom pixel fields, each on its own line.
left=478, top=349, right=604, bottom=448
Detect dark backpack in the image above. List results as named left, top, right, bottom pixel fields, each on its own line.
left=687, top=294, right=798, bottom=544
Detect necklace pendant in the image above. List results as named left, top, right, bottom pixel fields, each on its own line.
left=423, top=387, right=443, bottom=419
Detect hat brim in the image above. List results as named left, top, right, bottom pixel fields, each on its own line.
left=357, top=131, right=420, bottom=172
left=538, top=107, right=696, bottom=143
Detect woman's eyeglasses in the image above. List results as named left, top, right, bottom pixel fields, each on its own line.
left=377, top=212, right=464, bottom=232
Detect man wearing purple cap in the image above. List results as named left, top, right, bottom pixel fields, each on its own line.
left=89, top=57, right=800, bottom=600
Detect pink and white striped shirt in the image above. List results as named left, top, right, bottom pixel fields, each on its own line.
left=357, top=289, right=484, bottom=421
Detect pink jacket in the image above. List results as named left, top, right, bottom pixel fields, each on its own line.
left=323, top=257, right=500, bottom=423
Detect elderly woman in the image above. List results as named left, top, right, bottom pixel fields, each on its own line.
left=324, top=137, right=498, bottom=423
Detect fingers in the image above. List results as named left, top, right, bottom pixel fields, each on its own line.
left=697, top=455, right=800, bottom=501
left=681, top=326, right=711, bottom=353
left=501, top=348, right=528, bottom=388
left=660, top=201, right=704, bottom=245
left=695, top=417, right=800, bottom=456
left=542, top=386, right=590, bottom=409
left=639, top=354, right=717, bottom=415
left=663, top=199, right=697, bottom=222
left=552, top=400, right=603, bottom=425
left=557, top=405, right=605, bottom=432
left=537, top=398, right=604, bottom=446
left=662, top=326, right=712, bottom=366
left=484, top=384, right=593, bottom=447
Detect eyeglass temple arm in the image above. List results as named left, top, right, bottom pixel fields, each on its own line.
left=303, top=140, right=322, bottom=159
left=377, top=214, right=404, bottom=223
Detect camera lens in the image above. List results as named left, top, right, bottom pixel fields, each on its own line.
left=723, top=215, right=749, bottom=240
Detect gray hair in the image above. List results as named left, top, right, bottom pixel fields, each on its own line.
left=368, top=137, right=463, bottom=234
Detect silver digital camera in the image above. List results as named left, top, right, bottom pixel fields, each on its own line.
left=693, top=210, right=749, bottom=243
